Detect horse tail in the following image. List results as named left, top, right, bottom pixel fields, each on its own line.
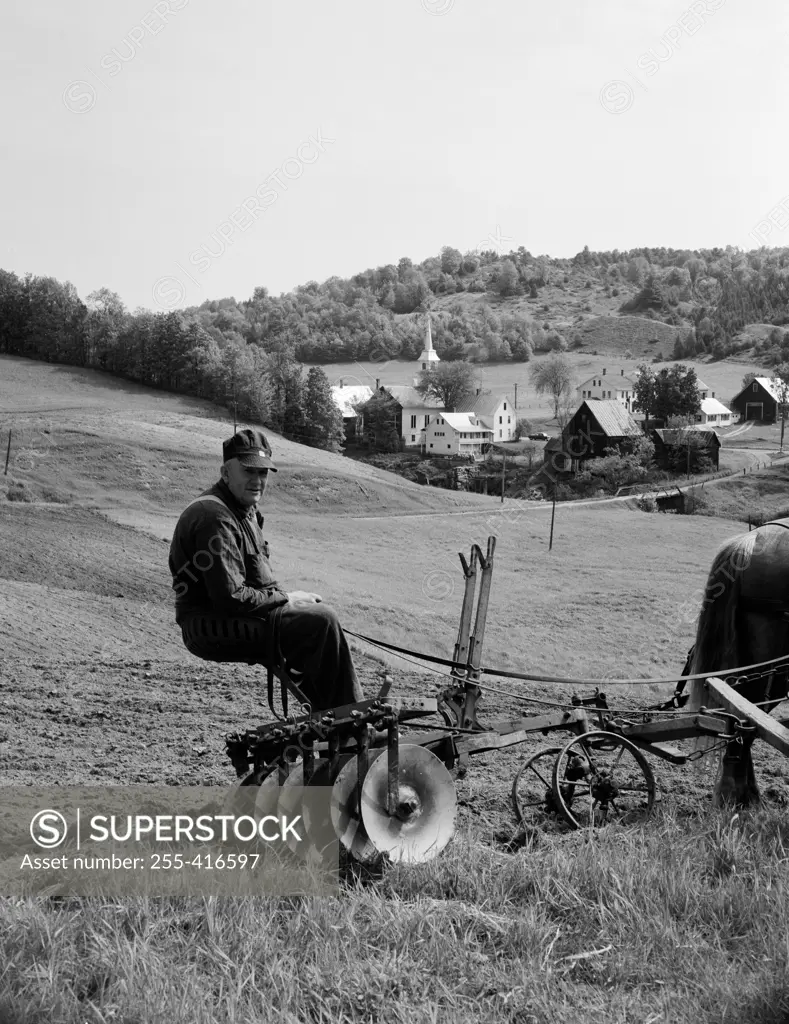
left=686, top=529, right=757, bottom=754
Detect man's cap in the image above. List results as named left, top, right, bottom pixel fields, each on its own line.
left=222, top=428, right=278, bottom=471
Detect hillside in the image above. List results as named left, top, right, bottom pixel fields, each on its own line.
left=4, top=245, right=789, bottom=453
left=573, top=314, right=681, bottom=356
left=0, top=356, right=508, bottom=530
left=0, top=351, right=750, bottom=680
left=3, top=357, right=789, bottom=1023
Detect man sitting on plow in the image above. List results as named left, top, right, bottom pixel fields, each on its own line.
left=169, top=428, right=364, bottom=711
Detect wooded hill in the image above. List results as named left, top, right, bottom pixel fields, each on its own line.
left=3, top=244, right=789, bottom=431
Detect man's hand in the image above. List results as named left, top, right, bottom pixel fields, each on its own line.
left=286, top=590, right=323, bottom=606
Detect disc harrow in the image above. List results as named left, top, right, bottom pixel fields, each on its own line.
left=223, top=535, right=786, bottom=866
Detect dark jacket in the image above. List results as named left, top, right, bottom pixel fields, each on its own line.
left=168, top=480, right=289, bottom=623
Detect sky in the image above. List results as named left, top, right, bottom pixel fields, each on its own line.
left=2, top=0, right=788, bottom=314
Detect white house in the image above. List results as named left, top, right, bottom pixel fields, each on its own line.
left=377, top=385, right=444, bottom=448
left=331, top=383, right=373, bottom=438
left=453, top=391, right=516, bottom=442
left=577, top=369, right=636, bottom=410
left=425, top=412, right=492, bottom=457
left=695, top=396, right=733, bottom=427
left=579, top=370, right=726, bottom=423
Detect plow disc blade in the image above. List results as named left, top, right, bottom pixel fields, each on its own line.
left=277, top=761, right=349, bottom=867
left=277, top=765, right=311, bottom=859
left=360, top=744, right=457, bottom=864
left=330, top=752, right=385, bottom=864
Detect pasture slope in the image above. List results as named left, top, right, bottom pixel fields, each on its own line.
left=1, top=354, right=789, bottom=1024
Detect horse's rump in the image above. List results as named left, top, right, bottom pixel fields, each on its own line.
left=687, top=520, right=789, bottom=735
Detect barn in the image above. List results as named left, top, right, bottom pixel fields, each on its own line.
left=550, top=400, right=643, bottom=473
left=730, top=378, right=781, bottom=422
left=651, top=427, right=721, bottom=472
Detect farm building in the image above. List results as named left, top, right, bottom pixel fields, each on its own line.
left=425, top=412, right=492, bottom=457
left=331, top=382, right=373, bottom=440
left=576, top=368, right=636, bottom=411
left=694, top=396, right=732, bottom=427
left=730, top=377, right=783, bottom=422
left=651, top=427, right=721, bottom=472
left=453, top=391, right=516, bottom=442
left=548, top=400, right=642, bottom=473
left=542, top=436, right=568, bottom=474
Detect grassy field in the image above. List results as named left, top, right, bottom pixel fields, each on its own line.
left=2, top=354, right=789, bottom=1024
left=688, top=463, right=789, bottom=525
left=2, top=809, right=789, bottom=1024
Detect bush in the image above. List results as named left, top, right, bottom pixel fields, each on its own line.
left=545, top=331, right=567, bottom=352
left=637, top=495, right=658, bottom=513
left=40, top=487, right=70, bottom=504
left=5, top=479, right=32, bottom=502
left=683, top=491, right=708, bottom=515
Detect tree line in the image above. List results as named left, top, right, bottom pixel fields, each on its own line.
left=0, top=273, right=344, bottom=450
left=4, top=242, right=789, bottom=439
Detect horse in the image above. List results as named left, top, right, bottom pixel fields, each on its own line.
left=684, top=516, right=789, bottom=806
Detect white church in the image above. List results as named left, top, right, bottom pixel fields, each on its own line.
left=378, top=315, right=445, bottom=448
left=377, top=314, right=516, bottom=450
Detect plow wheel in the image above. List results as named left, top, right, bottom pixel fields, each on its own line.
left=360, top=744, right=457, bottom=864
left=551, top=731, right=656, bottom=830
left=511, top=747, right=563, bottom=826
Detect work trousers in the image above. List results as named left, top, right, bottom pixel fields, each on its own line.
left=179, top=603, right=363, bottom=711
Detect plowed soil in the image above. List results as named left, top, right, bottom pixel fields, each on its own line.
left=2, top=354, right=789, bottom=846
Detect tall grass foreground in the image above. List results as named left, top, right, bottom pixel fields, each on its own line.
left=1, top=805, right=789, bottom=1024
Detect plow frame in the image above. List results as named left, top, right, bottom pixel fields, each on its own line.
left=224, top=535, right=784, bottom=860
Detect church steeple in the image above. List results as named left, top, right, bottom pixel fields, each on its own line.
left=416, top=312, right=440, bottom=374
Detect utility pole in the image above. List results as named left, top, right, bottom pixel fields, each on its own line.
left=3, top=429, right=11, bottom=476
left=500, top=451, right=506, bottom=503
left=513, top=383, right=518, bottom=411
left=549, top=484, right=557, bottom=551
